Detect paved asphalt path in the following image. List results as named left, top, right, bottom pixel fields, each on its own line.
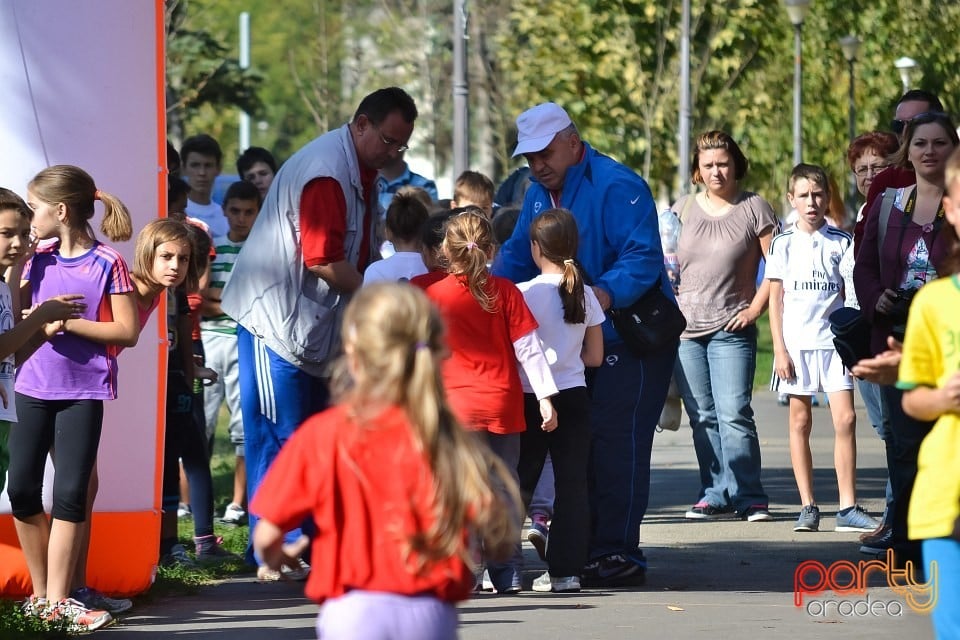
left=102, top=391, right=935, bottom=639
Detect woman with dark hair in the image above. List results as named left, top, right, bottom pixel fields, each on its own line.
left=672, top=130, right=778, bottom=522
left=853, top=111, right=958, bottom=564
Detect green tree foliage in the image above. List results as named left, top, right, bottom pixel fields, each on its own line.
left=168, top=0, right=960, bottom=205
left=495, top=0, right=960, bottom=209
left=166, top=0, right=263, bottom=150
left=173, top=0, right=460, bottom=172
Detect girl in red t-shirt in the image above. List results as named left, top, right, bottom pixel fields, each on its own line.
left=251, top=283, right=519, bottom=639
left=415, top=209, right=558, bottom=594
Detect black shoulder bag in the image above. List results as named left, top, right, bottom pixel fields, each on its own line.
left=608, top=273, right=687, bottom=356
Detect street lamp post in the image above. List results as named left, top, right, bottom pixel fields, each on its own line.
left=452, top=0, right=469, bottom=178
left=894, top=56, right=918, bottom=94
left=839, top=35, right=861, bottom=212
left=678, top=0, right=691, bottom=194
left=784, top=0, right=810, bottom=167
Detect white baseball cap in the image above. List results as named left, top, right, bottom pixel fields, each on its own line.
left=512, top=102, right=573, bottom=157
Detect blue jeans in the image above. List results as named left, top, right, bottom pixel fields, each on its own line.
left=857, top=377, right=893, bottom=511
left=675, top=326, right=768, bottom=512
left=857, top=378, right=889, bottom=440
left=238, top=327, right=329, bottom=566
left=588, top=341, right=676, bottom=560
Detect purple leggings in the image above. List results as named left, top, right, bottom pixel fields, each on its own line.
left=315, top=591, right=457, bottom=640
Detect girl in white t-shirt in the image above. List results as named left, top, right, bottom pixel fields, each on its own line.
left=363, top=191, right=429, bottom=284
left=516, top=208, right=604, bottom=593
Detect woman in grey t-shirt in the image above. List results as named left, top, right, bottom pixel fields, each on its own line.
left=673, top=131, right=778, bottom=523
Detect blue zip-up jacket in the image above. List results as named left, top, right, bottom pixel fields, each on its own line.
left=492, top=142, right=672, bottom=342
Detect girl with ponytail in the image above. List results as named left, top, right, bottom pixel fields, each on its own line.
left=516, top=208, right=604, bottom=593
left=8, top=165, right=138, bottom=630
left=415, top=207, right=559, bottom=595
left=252, top=283, right=519, bottom=638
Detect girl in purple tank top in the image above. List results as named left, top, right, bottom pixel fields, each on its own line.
left=7, top=165, right=138, bottom=631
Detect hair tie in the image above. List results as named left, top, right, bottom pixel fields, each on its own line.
left=93, top=189, right=102, bottom=201
left=563, top=259, right=574, bottom=266
left=466, top=242, right=478, bottom=250
left=415, top=341, right=429, bottom=352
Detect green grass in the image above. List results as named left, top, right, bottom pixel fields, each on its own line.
left=755, top=312, right=773, bottom=390
left=0, top=599, right=73, bottom=639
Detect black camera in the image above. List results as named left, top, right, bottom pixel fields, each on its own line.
left=887, top=288, right=918, bottom=341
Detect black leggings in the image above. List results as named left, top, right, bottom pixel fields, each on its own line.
left=518, top=386, right=592, bottom=577
left=163, top=371, right=215, bottom=538
left=7, top=394, right=103, bottom=523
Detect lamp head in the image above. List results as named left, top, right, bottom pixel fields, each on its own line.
left=894, top=56, right=918, bottom=71
left=839, top=35, right=861, bottom=63
left=783, top=0, right=811, bottom=26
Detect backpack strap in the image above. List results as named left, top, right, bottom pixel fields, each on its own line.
left=876, top=187, right=896, bottom=261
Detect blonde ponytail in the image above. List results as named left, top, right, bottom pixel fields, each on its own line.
left=96, top=189, right=133, bottom=242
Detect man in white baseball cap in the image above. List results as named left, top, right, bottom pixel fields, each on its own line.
left=495, top=101, right=677, bottom=590
left=509, top=103, right=580, bottom=194
left=512, top=102, right=573, bottom=157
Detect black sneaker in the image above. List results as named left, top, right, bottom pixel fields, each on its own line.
left=685, top=502, right=735, bottom=520
left=859, top=527, right=894, bottom=555
left=581, top=552, right=647, bottom=588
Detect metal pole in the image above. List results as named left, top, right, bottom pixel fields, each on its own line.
left=847, top=59, right=856, bottom=144
left=792, top=22, right=803, bottom=166
left=847, top=58, right=857, bottom=209
left=239, top=11, right=250, bottom=153
left=678, top=0, right=691, bottom=194
left=452, top=0, right=469, bottom=178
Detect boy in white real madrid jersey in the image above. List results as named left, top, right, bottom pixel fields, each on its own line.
left=767, top=163, right=880, bottom=535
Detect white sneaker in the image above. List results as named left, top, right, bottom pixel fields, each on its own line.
left=281, top=557, right=311, bottom=581
left=177, top=502, right=192, bottom=519
left=21, top=595, right=48, bottom=617
left=47, top=597, right=113, bottom=632
left=221, top=502, right=247, bottom=525
left=532, top=571, right=580, bottom=593
left=481, top=569, right=494, bottom=592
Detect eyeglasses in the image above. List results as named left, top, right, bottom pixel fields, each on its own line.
left=374, top=126, right=409, bottom=153
left=891, top=111, right=951, bottom=136
left=853, top=163, right=889, bottom=178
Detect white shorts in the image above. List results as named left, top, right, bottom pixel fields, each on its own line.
left=772, top=348, right=852, bottom=395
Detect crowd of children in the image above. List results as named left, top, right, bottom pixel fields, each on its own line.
left=3, top=111, right=959, bottom=640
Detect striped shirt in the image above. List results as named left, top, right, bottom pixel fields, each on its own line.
left=201, top=236, right=243, bottom=335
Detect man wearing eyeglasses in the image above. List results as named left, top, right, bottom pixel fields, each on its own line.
left=854, top=89, right=944, bottom=248
left=222, top=87, right=418, bottom=575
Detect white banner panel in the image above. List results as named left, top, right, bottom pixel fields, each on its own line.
left=0, top=0, right=165, bottom=596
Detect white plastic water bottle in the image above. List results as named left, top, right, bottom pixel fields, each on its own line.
left=658, top=209, right=682, bottom=291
